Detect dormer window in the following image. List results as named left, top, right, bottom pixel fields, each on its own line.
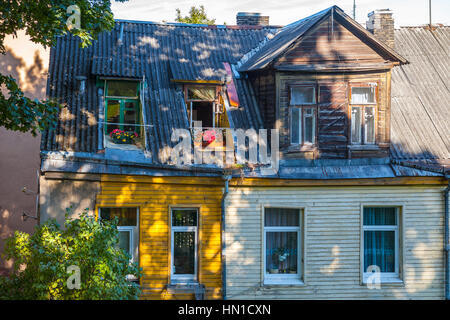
left=104, top=80, right=142, bottom=147
left=184, top=85, right=230, bottom=151
left=289, top=85, right=317, bottom=146
left=350, top=85, right=377, bottom=145
left=185, top=86, right=219, bottom=128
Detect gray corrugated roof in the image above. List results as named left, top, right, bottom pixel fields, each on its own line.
left=41, top=12, right=448, bottom=177
left=42, top=22, right=276, bottom=162
left=391, top=26, right=450, bottom=173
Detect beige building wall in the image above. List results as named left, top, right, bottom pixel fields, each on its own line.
left=225, top=184, right=445, bottom=299
left=0, top=31, right=49, bottom=274
left=38, top=173, right=101, bottom=226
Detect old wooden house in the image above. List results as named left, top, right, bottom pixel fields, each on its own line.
left=39, top=6, right=449, bottom=299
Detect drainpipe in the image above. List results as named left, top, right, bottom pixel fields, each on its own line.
left=221, top=175, right=231, bottom=300
left=445, top=178, right=450, bottom=299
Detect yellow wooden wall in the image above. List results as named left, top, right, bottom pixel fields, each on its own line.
left=95, top=175, right=224, bottom=300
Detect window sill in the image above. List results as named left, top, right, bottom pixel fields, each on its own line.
left=166, top=282, right=203, bottom=293
left=348, top=144, right=380, bottom=151
left=104, top=135, right=143, bottom=151
left=126, top=274, right=139, bottom=282
left=168, top=282, right=198, bottom=287
left=362, top=275, right=404, bottom=286
left=286, top=145, right=317, bottom=153
left=263, top=279, right=305, bottom=287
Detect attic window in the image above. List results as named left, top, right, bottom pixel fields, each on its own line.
left=106, top=81, right=139, bottom=98
left=350, top=85, right=377, bottom=145
left=185, top=86, right=221, bottom=128
left=104, top=80, right=143, bottom=147
left=184, top=85, right=231, bottom=151
left=289, top=85, right=317, bottom=146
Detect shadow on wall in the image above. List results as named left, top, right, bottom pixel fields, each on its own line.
left=0, top=32, right=49, bottom=275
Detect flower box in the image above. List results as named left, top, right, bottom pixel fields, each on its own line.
left=109, top=129, right=138, bottom=144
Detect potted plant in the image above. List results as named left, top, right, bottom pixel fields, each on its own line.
left=269, top=264, right=279, bottom=274
left=110, top=129, right=138, bottom=144
left=273, top=248, right=290, bottom=273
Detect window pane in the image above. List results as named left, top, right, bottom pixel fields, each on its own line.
left=351, top=107, right=362, bottom=144
left=364, top=230, right=395, bottom=272
left=266, top=232, right=298, bottom=274
left=303, top=108, right=315, bottom=144
left=364, top=106, right=375, bottom=144
left=100, top=208, right=138, bottom=226
left=118, top=230, right=131, bottom=255
left=351, top=87, right=376, bottom=104
left=363, top=207, right=397, bottom=226
left=265, top=208, right=299, bottom=226
left=173, top=232, right=195, bottom=274
left=291, top=108, right=300, bottom=144
left=106, top=100, right=120, bottom=134
left=172, top=209, right=197, bottom=226
left=107, top=81, right=138, bottom=97
left=290, top=86, right=315, bottom=105
left=124, top=103, right=138, bottom=132
left=187, top=87, right=216, bottom=101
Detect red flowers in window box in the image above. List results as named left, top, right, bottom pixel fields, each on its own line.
left=109, top=129, right=138, bottom=144
left=202, top=129, right=216, bottom=147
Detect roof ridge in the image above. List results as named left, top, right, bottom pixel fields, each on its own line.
left=397, top=25, right=450, bottom=29
left=114, top=19, right=280, bottom=29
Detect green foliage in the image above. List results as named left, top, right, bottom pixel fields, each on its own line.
left=0, top=0, right=127, bottom=135
left=0, top=74, right=60, bottom=135
left=175, top=5, right=216, bottom=25
left=0, top=209, right=142, bottom=300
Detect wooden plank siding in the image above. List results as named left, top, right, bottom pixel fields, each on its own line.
left=95, top=175, right=224, bottom=300
left=276, top=14, right=388, bottom=68
left=225, top=184, right=446, bottom=299
left=276, top=72, right=391, bottom=159
left=248, top=70, right=277, bottom=130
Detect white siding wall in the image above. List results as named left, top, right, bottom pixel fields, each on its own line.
left=225, top=185, right=445, bottom=299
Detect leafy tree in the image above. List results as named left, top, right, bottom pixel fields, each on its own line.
left=175, top=5, right=216, bottom=25
left=0, top=209, right=141, bottom=300
left=0, top=0, right=127, bottom=135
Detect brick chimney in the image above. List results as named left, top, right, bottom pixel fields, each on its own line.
left=366, top=9, right=395, bottom=48
left=236, top=12, right=269, bottom=26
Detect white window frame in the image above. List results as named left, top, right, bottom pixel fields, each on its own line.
left=98, top=207, right=139, bottom=266
left=362, top=206, right=402, bottom=284
left=350, top=85, right=377, bottom=145
left=290, top=107, right=316, bottom=146
left=170, top=208, right=198, bottom=284
left=117, top=226, right=135, bottom=262
left=289, top=85, right=317, bottom=146
left=263, top=208, right=302, bottom=285
left=363, top=106, right=376, bottom=145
